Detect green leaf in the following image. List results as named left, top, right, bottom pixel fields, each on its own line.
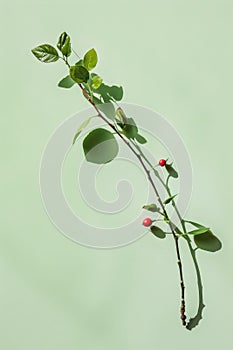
left=165, top=163, right=178, bottom=178
left=94, top=84, right=123, bottom=102
left=114, top=107, right=127, bottom=129
left=135, top=133, right=147, bottom=144
left=31, top=44, right=59, bottom=63
left=92, top=75, right=103, bottom=89
left=92, top=95, right=102, bottom=105
left=115, top=107, right=127, bottom=127
left=98, top=102, right=116, bottom=120
left=58, top=75, right=75, bottom=88
left=150, top=226, right=166, bottom=239
left=84, top=48, right=98, bottom=71
left=194, top=231, right=222, bottom=252
left=70, top=65, right=89, bottom=83
left=108, top=86, right=123, bottom=101
left=143, top=203, right=159, bottom=212
left=94, top=83, right=112, bottom=102
left=72, top=116, right=95, bottom=144
left=122, top=118, right=138, bottom=139
left=163, top=194, right=177, bottom=205
left=82, top=82, right=91, bottom=95
left=57, top=32, right=71, bottom=57
left=75, top=59, right=84, bottom=66
left=187, top=227, right=210, bottom=236
left=185, top=220, right=204, bottom=229
left=83, top=128, right=119, bottom=164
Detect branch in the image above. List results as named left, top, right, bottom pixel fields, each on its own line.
left=76, top=82, right=187, bottom=326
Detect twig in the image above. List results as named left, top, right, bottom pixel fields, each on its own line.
left=75, top=80, right=187, bottom=326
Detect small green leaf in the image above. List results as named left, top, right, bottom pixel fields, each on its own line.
left=150, top=226, right=166, bottom=239
left=57, top=32, right=71, bottom=57
left=83, top=128, right=119, bottom=164
left=75, top=59, right=84, bottom=66
left=70, top=65, right=89, bottom=83
left=72, top=116, right=96, bottom=144
left=188, top=227, right=210, bottom=236
left=84, top=48, right=98, bottom=71
left=94, top=84, right=123, bottom=102
left=122, top=118, right=138, bottom=139
left=108, top=86, right=123, bottom=101
left=163, top=194, right=177, bottom=205
left=114, top=107, right=127, bottom=127
left=194, top=231, right=222, bottom=252
left=135, top=134, right=147, bottom=144
left=143, top=203, right=159, bottom=212
left=92, top=75, right=103, bottom=89
left=165, top=163, right=178, bottom=178
left=92, top=95, right=102, bottom=105
left=185, top=220, right=204, bottom=229
left=58, top=75, right=75, bottom=88
left=94, top=83, right=112, bottom=102
left=31, top=44, right=59, bottom=63
left=82, top=82, right=91, bottom=95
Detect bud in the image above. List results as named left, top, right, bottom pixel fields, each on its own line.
left=115, top=107, right=127, bottom=128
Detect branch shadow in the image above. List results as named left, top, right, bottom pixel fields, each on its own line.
left=184, top=237, right=205, bottom=331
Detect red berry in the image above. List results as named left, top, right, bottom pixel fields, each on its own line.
left=142, top=218, right=152, bottom=227
left=159, top=159, right=166, bottom=167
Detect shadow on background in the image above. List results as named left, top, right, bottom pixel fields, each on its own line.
left=185, top=237, right=205, bottom=331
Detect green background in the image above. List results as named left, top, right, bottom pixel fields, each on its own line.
left=1, top=0, right=232, bottom=348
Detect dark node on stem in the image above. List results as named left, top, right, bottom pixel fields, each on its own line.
left=180, top=301, right=187, bottom=326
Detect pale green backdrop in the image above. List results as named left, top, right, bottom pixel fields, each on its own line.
left=1, top=0, right=232, bottom=349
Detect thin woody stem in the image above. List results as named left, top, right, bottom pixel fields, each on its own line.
left=131, top=139, right=188, bottom=323
left=63, top=57, right=186, bottom=325
left=132, top=139, right=206, bottom=328
left=73, top=80, right=187, bottom=326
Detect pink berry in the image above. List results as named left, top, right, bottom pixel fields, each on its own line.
left=142, top=218, right=152, bottom=227
left=159, top=159, right=166, bottom=167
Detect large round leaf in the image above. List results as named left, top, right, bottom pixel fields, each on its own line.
left=194, top=231, right=222, bottom=252
left=83, top=128, right=119, bottom=164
